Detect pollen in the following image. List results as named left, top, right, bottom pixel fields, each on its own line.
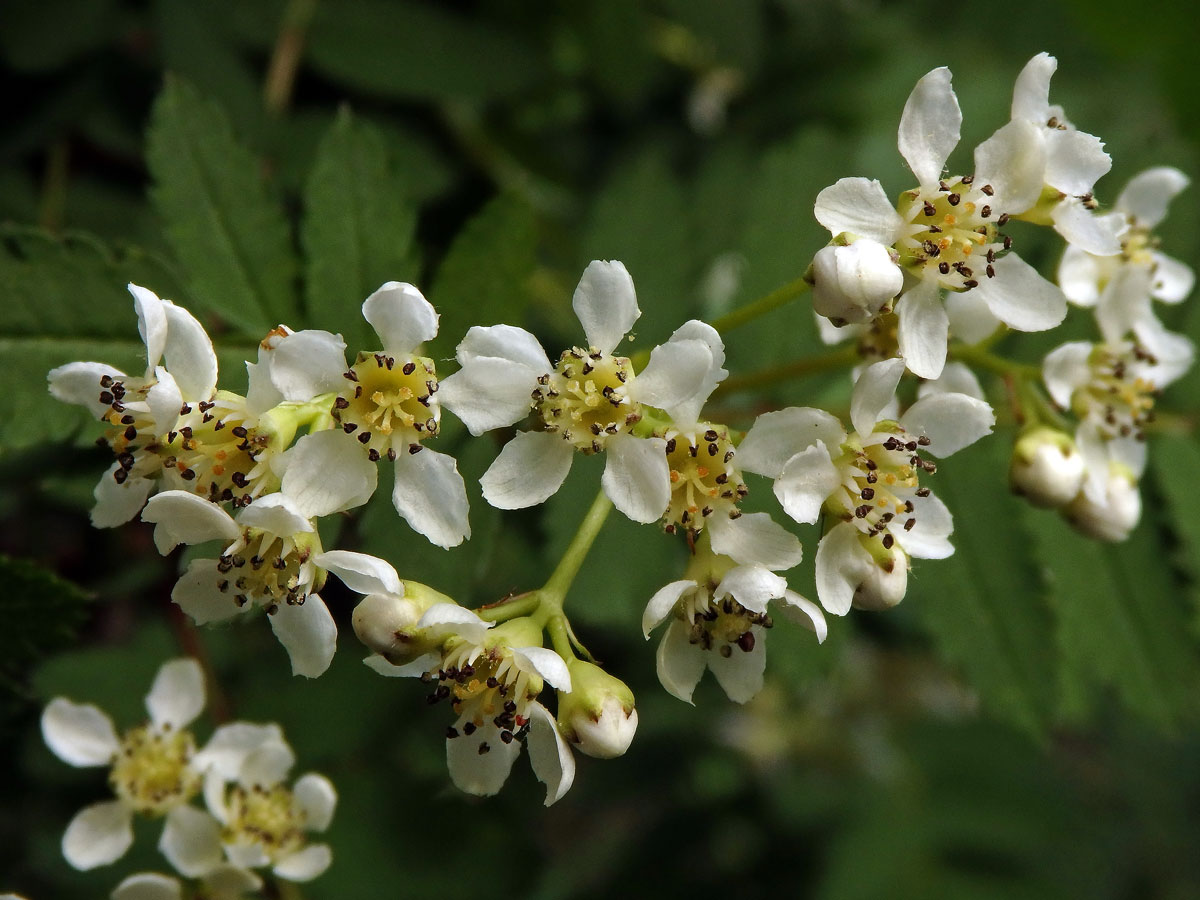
left=109, top=724, right=201, bottom=815
left=535, top=347, right=638, bottom=453
left=333, top=352, right=440, bottom=459
left=222, top=782, right=306, bottom=862
left=660, top=426, right=746, bottom=535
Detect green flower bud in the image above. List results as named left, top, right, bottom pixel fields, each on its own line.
left=556, top=660, right=637, bottom=759
left=351, top=580, right=454, bottom=665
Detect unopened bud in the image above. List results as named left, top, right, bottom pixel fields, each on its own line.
left=556, top=660, right=637, bottom=759
left=852, top=539, right=910, bottom=611
left=811, top=240, right=902, bottom=326
left=1063, top=466, right=1141, bottom=542
left=1010, top=427, right=1085, bottom=508
left=351, top=580, right=454, bottom=664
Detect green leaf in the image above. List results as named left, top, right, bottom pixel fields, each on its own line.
left=1151, top=435, right=1200, bottom=626
left=146, top=76, right=298, bottom=336
left=912, top=438, right=1058, bottom=737
left=0, top=555, right=91, bottom=700
left=429, top=194, right=537, bottom=358
left=302, top=109, right=419, bottom=354
left=0, top=0, right=118, bottom=72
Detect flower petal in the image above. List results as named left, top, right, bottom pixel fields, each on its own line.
left=41, top=698, right=119, bottom=767
left=918, top=361, right=985, bottom=401
left=274, top=844, right=333, bottom=882
left=281, top=430, right=377, bottom=518
left=900, top=392, right=995, bottom=457
left=706, top=627, right=766, bottom=703
left=513, top=647, right=572, bottom=692
left=814, top=522, right=871, bottom=616
left=708, top=512, right=803, bottom=571
left=269, top=596, right=337, bottom=678
left=238, top=739, right=296, bottom=788
left=945, top=290, right=1001, bottom=345
left=446, top=722, right=521, bottom=797
left=111, top=873, right=183, bottom=900
left=172, top=560, right=244, bottom=626
left=895, top=492, right=954, bottom=559
left=634, top=338, right=714, bottom=418
left=266, top=330, right=348, bottom=401
left=738, top=407, right=846, bottom=477
left=146, top=658, right=205, bottom=730
left=438, top=357, right=539, bottom=435
left=145, top=368, right=184, bottom=434
left=851, top=357, right=907, bottom=437
left=1051, top=199, right=1122, bottom=256
left=1044, top=129, right=1111, bottom=197
left=129, top=284, right=168, bottom=372
left=391, top=448, right=471, bottom=548
left=1057, top=243, right=1104, bottom=306
left=1117, top=166, right=1189, bottom=228
left=973, top=119, right=1045, bottom=214
left=972, top=253, right=1066, bottom=333
left=62, top=800, right=133, bottom=870
left=814, top=177, right=905, bottom=244
left=572, top=260, right=640, bottom=355
left=898, top=67, right=961, bottom=189
left=896, top=279, right=948, bottom=380
left=362, top=282, right=438, bottom=355
left=312, top=550, right=402, bottom=597
left=1011, top=52, right=1054, bottom=121
left=48, top=361, right=124, bottom=418
left=142, top=491, right=239, bottom=555
left=194, top=722, right=284, bottom=780
left=158, top=805, right=223, bottom=878
left=1150, top=252, right=1195, bottom=304
left=1096, top=265, right=1153, bottom=344
left=526, top=701, right=575, bottom=806
left=364, top=652, right=440, bottom=678
left=91, top=466, right=153, bottom=529
left=238, top=493, right=312, bottom=537
left=293, top=773, right=337, bottom=832
left=1042, top=342, right=1093, bottom=409
left=643, top=580, right=694, bottom=637
left=716, top=566, right=787, bottom=615
left=655, top=620, right=707, bottom=704
left=773, top=442, right=841, bottom=525
left=162, top=302, right=218, bottom=400
left=602, top=433, right=670, bottom=524
left=779, top=590, right=828, bottom=643
left=455, top=324, right=552, bottom=371
left=481, top=431, right=574, bottom=510
left=417, top=603, right=493, bottom=644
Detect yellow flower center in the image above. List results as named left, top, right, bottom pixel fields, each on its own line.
left=215, top=529, right=321, bottom=615
left=333, top=352, right=440, bottom=461
left=109, top=724, right=201, bottom=815
left=679, top=582, right=771, bottom=657
left=223, top=783, right=307, bottom=862
left=898, top=176, right=1007, bottom=292
left=827, top=430, right=935, bottom=546
left=662, top=425, right=746, bottom=534
left=1074, top=344, right=1159, bottom=440
left=534, top=348, right=640, bottom=453
left=434, top=645, right=537, bottom=756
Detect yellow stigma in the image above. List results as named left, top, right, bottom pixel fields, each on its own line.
left=333, top=352, right=440, bottom=461
left=534, top=347, right=640, bottom=453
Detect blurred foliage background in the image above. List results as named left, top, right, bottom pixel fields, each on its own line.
left=3, top=0, right=1200, bottom=897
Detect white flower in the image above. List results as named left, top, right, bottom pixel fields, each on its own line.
left=47, top=284, right=218, bottom=528
left=266, top=282, right=471, bottom=548
left=1009, top=426, right=1086, bottom=509
left=141, top=446, right=377, bottom=677
left=554, top=659, right=638, bottom=759
left=365, top=610, right=576, bottom=805
left=439, top=260, right=718, bottom=524
left=810, top=239, right=906, bottom=326
left=643, top=543, right=825, bottom=704
left=813, top=67, right=1068, bottom=378
left=1063, top=442, right=1143, bottom=542
left=40, top=659, right=279, bottom=875
left=111, top=867, right=263, bottom=900
left=738, top=357, right=994, bottom=614
left=1059, top=167, right=1194, bottom=343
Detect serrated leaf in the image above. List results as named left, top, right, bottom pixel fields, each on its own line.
left=147, top=76, right=298, bottom=336
left=302, top=109, right=418, bottom=354
left=912, top=438, right=1058, bottom=738
left=429, top=194, right=537, bottom=358
left=1022, top=503, right=1200, bottom=729
left=0, top=555, right=91, bottom=697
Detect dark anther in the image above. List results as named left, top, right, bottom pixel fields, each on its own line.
left=736, top=632, right=756, bottom=653
left=939, top=262, right=950, bottom=274
left=923, top=201, right=937, bottom=216
left=861, top=487, right=875, bottom=500
left=882, top=533, right=895, bottom=549
left=357, top=432, right=371, bottom=444
left=981, top=184, right=994, bottom=196
left=948, top=193, right=961, bottom=206
left=334, top=397, right=349, bottom=409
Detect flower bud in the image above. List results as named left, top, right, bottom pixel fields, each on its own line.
left=1010, top=427, right=1085, bottom=508
left=810, top=240, right=903, bottom=326
left=556, top=660, right=637, bottom=759
left=351, top=580, right=454, bottom=664
left=852, top=539, right=910, bottom=611
left=1063, top=466, right=1141, bottom=542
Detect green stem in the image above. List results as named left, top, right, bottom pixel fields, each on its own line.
left=950, top=342, right=1041, bottom=381
left=710, top=276, right=811, bottom=334
left=537, top=490, right=613, bottom=615
left=713, top=344, right=859, bottom=397
left=475, top=592, right=541, bottom=623
left=545, top=615, right=575, bottom=659
left=263, top=0, right=318, bottom=117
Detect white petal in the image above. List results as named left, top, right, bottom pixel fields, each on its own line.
left=201, top=865, right=263, bottom=898
left=142, top=491, right=239, bottom=555
left=282, top=430, right=377, bottom=517
left=526, top=702, right=575, bottom=806
left=146, top=658, right=205, bottom=729
left=274, top=844, right=333, bottom=882
left=1117, top=166, right=1189, bottom=228
left=814, top=522, right=871, bottom=616
left=662, top=321, right=728, bottom=424
left=602, top=434, right=669, bottom=524
left=158, top=805, right=223, bottom=877
left=244, top=356, right=285, bottom=416
left=446, top=722, right=521, bottom=796
left=237, top=493, right=312, bottom=538
left=1044, top=129, right=1111, bottom=197
left=146, top=368, right=184, bottom=433
left=896, top=492, right=954, bottom=559
left=708, top=512, right=803, bottom=571
left=896, top=279, right=948, bottom=379
left=269, top=596, right=337, bottom=678
left=716, top=566, right=787, bottom=614
left=363, top=652, right=439, bottom=678
left=918, top=361, right=985, bottom=401
left=63, top=800, right=133, bottom=870
left=773, top=443, right=841, bottom=525
left=780, top=590, right=828, bottom=643
left=655, top=620, right=707, bottom=704
left=1011, top=52, right=1054, bottom=121
left=706, top=627, right=766, bottom=703
left=438, top=358, right=538, bottom=435
left=811, top=240, right=904, bottom=324
left=1150, top=253, right=1194, bottom=303
left=293, top=773, right=337, bottom=832
left=1133, top=318, right=1195, bottom=388
left=48, top=361, right=124, bottom=418
left=224, top=842, right=271, bottom=870
left=91, top=466, right=153, bottom=529
left=172, top=560, right=243, bottom=626
left=363, top=282, right=438, bottom=354
left=266, top=330, right=348, bottom=401
left=642, top=581, right=693, bottom=637
left=391, top=448, right=471, bottom=548
left=194, top=722, right=284, bottom=780
left=900, top=393, right=995, bottom=457
left=163, top=303, right=218, bottom=400
left=513, top=647, right=572, bottom=692
left=572, top=260, right=640, bottom=355
left=634, top=338, right=714, bottom=417
left=455, top=324, right=551, bottom=371
left=1042, top=342, right=1093, bottom=408
left=111, top=873, right=182, bottom=900
left=1058, top=243, right=1105, bottom=305
left=898, top=67, right=961, bottom=189
left=312, top=550, right=402, bottom=598
left=814, top=177, right=906, bottom=244
left=238, top=739, right=296, bottom=788
left=41, top=698, right=118, bottom=767
left=1051, top=199, right=1123, bottom=256
left=973, top=119, right=1045, bottom=214
left=973, top=253, right=1066, bottom=333
left=1096, top=265, right=1153, bottom=344
left=130, top=284, right=168, bottom=371
left=851, top=357, right=907, bottom=436
left=738, top=408, right=846, bottom=477
left=481, top=431, right=574, bottom=509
